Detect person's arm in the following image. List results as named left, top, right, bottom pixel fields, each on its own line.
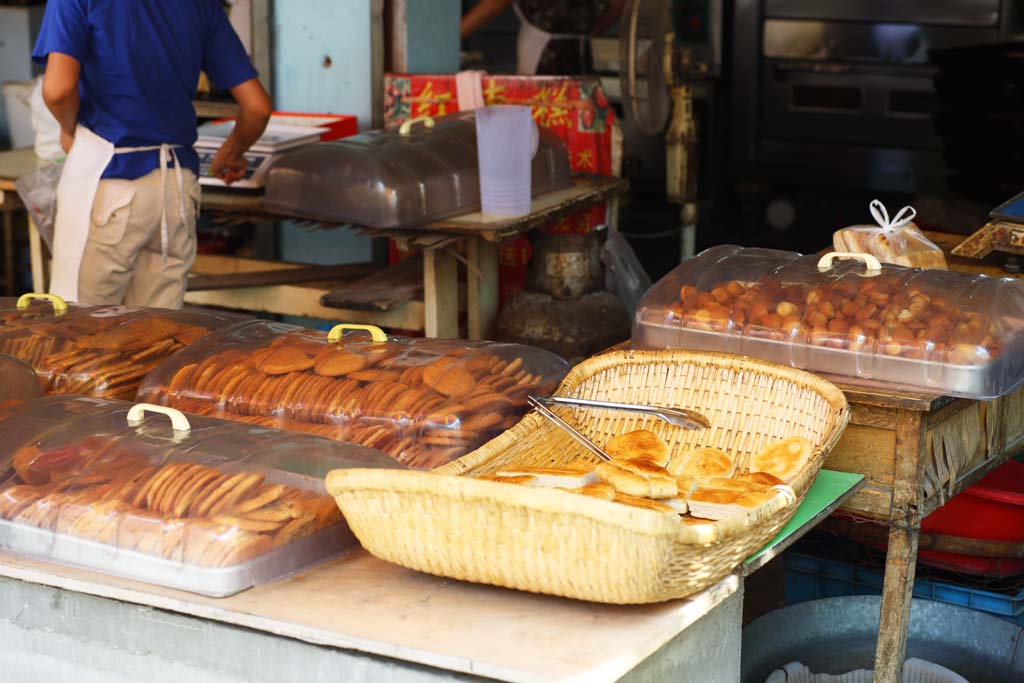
left=41, top=52, right=81, bottom=153
left=460, top=0, right=514, bottom=39
left=591, top=0, right=626, bottom=36
left=208, top=78, right=271, bottom=185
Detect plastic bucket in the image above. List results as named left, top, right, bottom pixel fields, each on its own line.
left=475, top=105, right=538, bottom=218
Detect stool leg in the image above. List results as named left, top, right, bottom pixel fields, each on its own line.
left=3, top=210, right=13, bottom=296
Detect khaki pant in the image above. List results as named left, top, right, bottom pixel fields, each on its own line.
left=78, top=168, right=200, bottom=309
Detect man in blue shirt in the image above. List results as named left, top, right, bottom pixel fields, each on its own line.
left=33, top=0, right=271, bottom=308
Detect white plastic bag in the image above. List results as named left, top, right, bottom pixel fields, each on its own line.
left=14, top=161, right=62, bottom=252
left=30, top=76, right=64, bottom=161
left=764, top=658, right=968, bottom=683
left=833, top=200, right=947, bottom=270
left=601, top=228, right=652, bottom=318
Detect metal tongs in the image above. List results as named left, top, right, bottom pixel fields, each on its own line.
left=536, top=395, right=710, bottom=430
left=526, top=395, right=711, bottom=464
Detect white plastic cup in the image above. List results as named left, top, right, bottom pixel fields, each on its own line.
left=475, top=105, right=539, bottom=218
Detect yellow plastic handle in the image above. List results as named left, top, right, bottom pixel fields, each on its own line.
left=399, top=115, right=435, bottom=136
left=816, top=251, right=882, bottom=274
left=127, top=403, right=191, bottom=434
left=327, top=323, right=388, bottom=343
left=16, top=292, right=68, bottom=314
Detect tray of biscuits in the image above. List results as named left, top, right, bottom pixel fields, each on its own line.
left=0, top=396, right=401, bottom=596
left=0, top=293, right=234, bottom=400
left=326, top=349, right=849, bottom=604
left=632, top=245, right=1024, bottom=399
left=137, top=321, right=569, bottom=469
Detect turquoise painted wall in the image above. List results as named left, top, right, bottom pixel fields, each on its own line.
left=272, top=0, right=375, bottom=128
left=403, top=1, right=460, bottom=74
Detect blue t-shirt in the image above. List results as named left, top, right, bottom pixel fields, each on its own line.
left=32, top=0, right=258, bottom=179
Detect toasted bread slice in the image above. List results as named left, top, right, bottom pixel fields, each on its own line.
left=663, top=495, right=689, bottom=514
left=493, top=466, right=597, bottom=489
left=595, top=460, right=678, bottom=499
left=674, top=474, right=698, bottom=498
left=750, top=437, right=812, bottom=484
left=613, top=492, right=676, bottom=514
left=606, top=430, right=670, bottom=467
left=668, top=447, right=735, bottom=481
left=571, top=483, right=616, bottom=501
left=477, top=474, right=537, bottom=486
left=736, top=471, right=786, bottom=488
left=686, top=487, right=775, bottom=520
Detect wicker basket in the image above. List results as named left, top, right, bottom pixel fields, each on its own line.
left=327, top=350, right=849, bottom=604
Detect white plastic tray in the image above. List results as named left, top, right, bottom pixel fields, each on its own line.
left=0, top=519, right=356, bottom=598
left=634, top=319, right=1024, bottom=399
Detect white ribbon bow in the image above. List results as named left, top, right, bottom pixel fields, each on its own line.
left=869, top=199, right=916, bottom=234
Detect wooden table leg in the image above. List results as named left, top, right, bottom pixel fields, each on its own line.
left=3, top=210, right=13, bottom=296
left=423, top=246, right=459, bottom=339
left=606, top=194, right=620, bottom=231
left=873, top=410, right=925, bottom=683
left=28, top=216, right=47, bottom=294
left=466, top=237, right=499, bottom=341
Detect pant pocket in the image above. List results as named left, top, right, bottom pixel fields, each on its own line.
left=89, top=181, right=136, bottom=246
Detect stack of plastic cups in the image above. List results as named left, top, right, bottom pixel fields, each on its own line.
left=474, top=105, right=538, bottom=218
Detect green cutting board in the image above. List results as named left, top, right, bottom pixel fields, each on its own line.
left=743, top=469, right=865, bottom=569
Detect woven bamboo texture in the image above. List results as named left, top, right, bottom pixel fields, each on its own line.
left=328, top=350, right=849, bottom=604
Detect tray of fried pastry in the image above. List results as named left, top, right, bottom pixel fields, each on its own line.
left=0, top=293, right=233, bottom=400
left=326, top=349, right=849, bottom=604
left=137, top=321, right=570, bottom=469
left=0, top=396, right=401, bottom=596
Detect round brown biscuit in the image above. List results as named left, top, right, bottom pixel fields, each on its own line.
left=230, top=483, right=286, bottom=515
left=204, top=363, right=245, bottom=400
left=273, top=512, right=317, bottom=548
left=313, top=347, right=366, bottom=377
left=156, top=464, right=206, bottom=515
left=247, top=375, right=281, bottom=416
left=422, top=360, right=475, bottom=398
left=145, top=463, right=185, bottom=511
left=185, top=473, right=230, bottom=517
left=163, top=362, right=198, bottom=398
left=211, top=514, right=285, bottom=533
left=228, top=372, right=265, bottom=414
left=219, top=534, right=275, bottom=567
left=131, top=464, right=170, bottom=509
left=194, top=472, right=249, bottom=518
left=267, top=373, right=304, bottom=415
left=199, top=526, right=253, bottom=567
left=258, top=346, right=315, bottom=376
left=461, top=411, right=505, bottom=432
left=275, top=373, right=310, bottom=418
left=215, top=365, right=251, bottom=404
left=172, top=469, right=222, bottom=518
left=208, top=473, right=265, bottom=517
left=299, top=375, right=335, bottom=423
left=348, top=369, right=402, bottom=384
left=156, top=520, right=187, bottom=562
left=0, top=485, right=43, bottom=519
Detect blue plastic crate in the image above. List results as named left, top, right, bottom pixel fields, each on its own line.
left=784, top=552, right=1024, bottom=626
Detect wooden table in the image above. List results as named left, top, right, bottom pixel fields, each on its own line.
left=0, top=473, right=861, bottom=682
left=0, top=147, right=627, bottom=339
left=817, top=230, right=1024, bottom=683
left=0, top=147, right=51, bottom=295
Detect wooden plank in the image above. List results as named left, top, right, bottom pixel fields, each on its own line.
left=187, top=263, right=375, bottom=291
left=320, top=255, right=424, bottom=312
left=872, top=409, right=924, bottom=683
left=185, top=282, right=425, bottom=330
left=0, top=550, right=740, bottom=683
left=423, top=247, right=459, bottom=338
left=3, top=210, right=13, bottom=296
left=193, top=99, right=239, bottom=119
left=849, top=403, right=897, bottom=430
left=467, top=238, right=499, bottom=340
left=0, top=148, right=50, bottom=191
left=426, top=177, right=630, bottom=242
left=193, top=253, right=300, bottom=275
left=840, top=486, right=897, bottom=520
left=834, top=382, right=952, bottom=411
left=826, top=424, right=897, bottom=490
left=27, top=216, right=47, bottom=294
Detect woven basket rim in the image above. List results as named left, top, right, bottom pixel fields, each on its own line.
left=437, top=349, right=849, bottom=477
left=327, top=467, right=779, bottom=544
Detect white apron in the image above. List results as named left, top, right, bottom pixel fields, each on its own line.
left=50, top=125, right=187, bottom=302
left=513, top=2, right=589, bottom=76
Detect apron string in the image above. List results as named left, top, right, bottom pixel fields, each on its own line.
left=115, top=143, right=186, bottom=265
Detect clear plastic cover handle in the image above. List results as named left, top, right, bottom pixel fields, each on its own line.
left=127, top=403, right=191, bottom=433
left=327, top=323, right=388, bottom=343
left=817, top=251, right=882, bottom=274
left=16, top=292, right=68, bottom=314
left=399, top=116, right=436, bottom=136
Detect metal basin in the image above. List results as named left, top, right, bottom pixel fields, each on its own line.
left=742, top=596, right=1024, bottom=683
